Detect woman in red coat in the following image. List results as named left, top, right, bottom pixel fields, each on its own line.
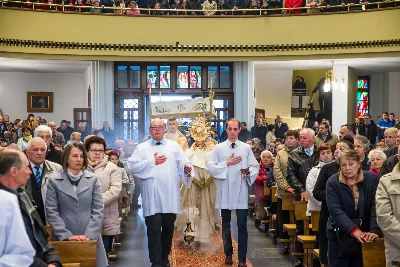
left=285, top=0, right=303, bottom=14
left=254, top=150, right=275, bottom=227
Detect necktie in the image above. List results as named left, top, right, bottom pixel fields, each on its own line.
left=34, top=166, right=41, bottom=185
left=156, top=142, right=161, bottom=145
left=305, top=149, right=312, bottom=157
left=231, top=143, right=236, bottom=149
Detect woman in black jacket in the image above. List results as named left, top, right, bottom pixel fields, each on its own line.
left=326, top=149, right=381, bottom=267
left=313, top=140, right=354, bottom=265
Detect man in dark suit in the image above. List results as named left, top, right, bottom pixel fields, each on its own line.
left=275, top=115, right=289, bottom=140
left=251, top=118, right=267, bottom=148
left=352, top=117, right=366, bottom=136
left=25, top=137, right=62, bottom=224
left=0, top=149, right=62, bottom=267
left=101, top=121, right=115, bottom=148
left=34, top=125, right=63, bottom=165
left=0, top=115, right=7, bottom=138
left=57, top=120, right=74, bottom=143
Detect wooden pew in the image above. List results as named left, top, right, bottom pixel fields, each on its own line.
left=64, top=264, right=81, bottom=267
left=45, top=225, right=52, bottom=241
left=362, top=238, right=385, bottom=267
left=296, top=201, right=316, bottom=267
left=50, top=241, right=97, bottom=267
left=282, top=192, right=296, bottom=253
left=267, top=186, right=277, bottom=236
left=260, top=181, right=271, bottom=228
left=311, top=210, right=321, bottom=264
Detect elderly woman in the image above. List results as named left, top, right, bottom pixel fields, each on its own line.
left=306, top=143, right=334, bottom=217
left=17, top=127, right=32, bottom=151
left=376, top=162, right=400, bottom=266
left=368, top=149, right=387, bottom=175
left=85, top=136, right=122, bottom=257
left=312, top=140, right=354, bottom=265
left=326, top=149, right=382, bottom=266
left=45, top=143, right=108, bottom=267
left=254, top=150, right=274, bottom=227
left=354, top=135, right=370, bottom=171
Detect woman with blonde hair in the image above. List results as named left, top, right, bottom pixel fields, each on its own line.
left=326, top=149, right=381, bottom=266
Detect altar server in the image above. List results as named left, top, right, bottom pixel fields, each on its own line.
left=128, top=118, right=193, bottom=267
left=207, top=118, right=259, bottom=267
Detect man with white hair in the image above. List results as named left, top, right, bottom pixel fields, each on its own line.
left=286, top=128, right=319, bottom=267
left=34, top=125, right=62, bottom=165
left=48, top=122, right=65, bottom=146
left=25, top=137, right=62, bottom=224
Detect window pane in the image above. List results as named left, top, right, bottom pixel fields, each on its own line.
left=220, top=66, right=230, bottom=88
left=219, top=111, right=228, bottom=120
left=117, top=66, right=128, bottom=88
left=219, top=122, right=224, bottom=135
left=213, top=99, right=224, bottom=109
left=160, top=66, right=171, bottom=89
left=190, top=66, right=202, bottom=89
left=129, top=66, right=140, bottom=88
left=177, top=66, right=189, bottom=88
left=122, top=99, right=139, bottom=109
left=208, top=66, right=218, bottom=88
left=147, top=66, right=159, bottom=88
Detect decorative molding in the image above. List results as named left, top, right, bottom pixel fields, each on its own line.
left=1, top=38, right=400, bottom=52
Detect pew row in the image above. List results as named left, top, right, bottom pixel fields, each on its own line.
left=49, top=241, right=97, bottom=267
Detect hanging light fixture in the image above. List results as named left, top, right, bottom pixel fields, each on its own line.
left=324, top=61, right=339, bottom=92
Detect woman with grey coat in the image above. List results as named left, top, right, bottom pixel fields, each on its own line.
left=45, top=142, right=108, bottom=267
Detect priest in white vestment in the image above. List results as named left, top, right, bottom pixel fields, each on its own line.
left=207, top=118, right=259, bottom=267
left=128, top=118, right=193, bottom=267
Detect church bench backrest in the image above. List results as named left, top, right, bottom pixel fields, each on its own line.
left=362, top=238, right=385, bottom=267
left=49, top=241, right=97, bottom=267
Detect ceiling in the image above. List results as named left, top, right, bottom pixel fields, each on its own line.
left=0, top=58, right=91, bottom=73
left=254, top=57, right=400, bottom=74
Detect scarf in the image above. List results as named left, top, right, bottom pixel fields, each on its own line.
left=67, top=169, right=83, bottom=187
left=23, top=135, right=32, bottom=143
left=88, top=158, right=100, bottom=167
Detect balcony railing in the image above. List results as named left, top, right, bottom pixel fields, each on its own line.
left=1, top=0, right=399, bottom=16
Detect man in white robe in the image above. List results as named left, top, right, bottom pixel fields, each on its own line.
left=128, top=118, right=193, bottom=267
left=207, top=118, right=259, bottom=267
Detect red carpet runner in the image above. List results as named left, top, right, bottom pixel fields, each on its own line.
left=170, top=230, right=253, bottom=267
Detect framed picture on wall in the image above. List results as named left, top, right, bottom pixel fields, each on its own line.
left=27, top=92, right=53, bottom=113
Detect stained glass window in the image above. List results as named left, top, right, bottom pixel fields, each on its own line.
left=190, top=66, right=202, bottom=89
left=147, top=66, right=158, bottom=88
left=357, top=79, right=369, bottom=89
left=357, top=91, right=369, bottom=118
left=160, top=66, right=171, bottom=89
left=177, top=66, right=189, bottom=88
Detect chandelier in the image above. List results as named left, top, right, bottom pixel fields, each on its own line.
left=323, top=61, right=346, bottom=92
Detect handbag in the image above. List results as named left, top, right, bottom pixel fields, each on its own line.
left=333, top=183, right=365, bottom=257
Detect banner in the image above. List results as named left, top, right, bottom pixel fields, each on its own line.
left=151, top=97, right=215, bottom=118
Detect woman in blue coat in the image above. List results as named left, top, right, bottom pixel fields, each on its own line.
left=326, top=149, right=382, bottom=267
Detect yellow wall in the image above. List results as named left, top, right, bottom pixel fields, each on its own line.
left=0, top=8, right=400, bottom=60
left=292, top=69, right=329, bottom=110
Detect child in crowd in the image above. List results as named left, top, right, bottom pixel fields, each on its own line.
left=126, top=0, right=140, bottom=14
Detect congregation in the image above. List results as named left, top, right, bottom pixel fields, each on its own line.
left=2, top=0, right=400, bottom=15
left=1, top=108, right=400, bottom=267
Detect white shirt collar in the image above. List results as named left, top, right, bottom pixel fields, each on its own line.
left=226, top=139, right=239, bottom=148
left=29, top=161, right=44, bottom=171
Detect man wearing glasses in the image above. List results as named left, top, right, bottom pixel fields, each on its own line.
left=128, top=118, right=193, bottom=267
left=207, top=118, right=259, bottom=267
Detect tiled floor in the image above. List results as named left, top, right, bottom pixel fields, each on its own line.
left=112, top=209, right=294, bottom=267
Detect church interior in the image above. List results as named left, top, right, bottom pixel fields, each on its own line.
left=0, top=3, right=400, bottom=267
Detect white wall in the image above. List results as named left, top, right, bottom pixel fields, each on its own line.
left=369, top=74, right=384, bottom=121
left=234, top=62, right=256, bottom=128
left=255, top=70, right=293, bottom=118
left=388, top=72, right=400, bottom=116
left=0, top=72, right=86, bottom=124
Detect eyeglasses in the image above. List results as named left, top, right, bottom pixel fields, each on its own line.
left=150, top=126, right=164, bottom=130
left=89, top=149, right=104, bottom=154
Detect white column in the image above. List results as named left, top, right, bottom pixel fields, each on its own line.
left=90, top=61, right=114, bottom=129
left=233, top=62, right=256, bottom=128
left=331, top=65, right=349, bottom=135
